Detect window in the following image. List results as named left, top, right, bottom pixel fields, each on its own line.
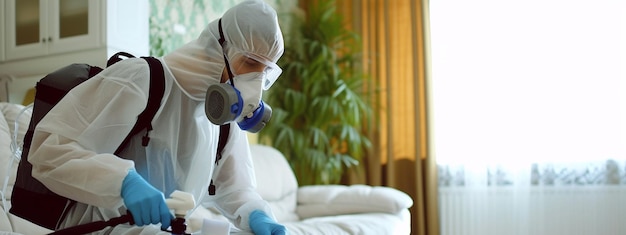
left=430, top=0, right=626, bottom=166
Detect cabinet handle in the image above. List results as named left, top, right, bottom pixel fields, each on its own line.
left=48, top=37, right=52, bottom=42
left=42, top=38, right=47, bottom=42
left=41, top=37, right=53, bottom=43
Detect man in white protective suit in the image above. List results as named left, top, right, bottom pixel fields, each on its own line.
left=27, top=0, right=287, bottom=234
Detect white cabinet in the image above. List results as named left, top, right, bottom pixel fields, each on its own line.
left=5, top=0, right=101, bottom=61
left=0, top=0, right=149, bottom=79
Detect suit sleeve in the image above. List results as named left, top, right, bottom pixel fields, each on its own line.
left=29, top=59, right=153, bottom=209
left=207, top=125, right=275, bottom=231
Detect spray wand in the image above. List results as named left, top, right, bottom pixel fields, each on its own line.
left=48, top=191, right=195, bottom=235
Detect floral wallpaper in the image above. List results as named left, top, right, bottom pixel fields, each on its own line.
left=149, top=0, right=293, bottom=56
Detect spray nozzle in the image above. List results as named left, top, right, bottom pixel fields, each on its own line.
left=164, top=190, right=196, bottom=235
left=166, top=190, right=195, bottom=217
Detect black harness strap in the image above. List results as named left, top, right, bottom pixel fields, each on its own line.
left=215, top=124, right=231, bottom=165
left=114, top=57, right=165, bottom=154
left=210, top=124, right=230, bottom=195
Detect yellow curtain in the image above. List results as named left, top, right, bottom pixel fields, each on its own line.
left=336, top=1, right=439, bottom=234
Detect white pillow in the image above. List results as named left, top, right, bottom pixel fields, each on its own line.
left=296, top=184, right=413, bottom=219
left=0, top=103, right=31, bottom=146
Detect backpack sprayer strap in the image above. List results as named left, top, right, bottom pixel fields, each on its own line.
left=114, top=57, right=166, bottom=154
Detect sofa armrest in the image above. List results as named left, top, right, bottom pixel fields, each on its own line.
left=296, top=184, right=413, bottom=219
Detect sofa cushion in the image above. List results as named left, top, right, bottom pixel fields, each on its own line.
left=0, top=103, right=31, bottom=145
left=296, top=184, right=413, bottom=219
left=8, top=212, right=53, bottom=235
left=0, top=103, right=31, bottom=200
left=0, top=105, right=16, bottom=201
left=0, top=133, right=13, bottom=231
left=249, top=144, right=299, bottom=222
left=283, top=210, right=411, bottom=235
left=0, top=186, right=13, bottom=233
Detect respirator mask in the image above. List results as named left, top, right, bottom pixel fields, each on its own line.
left=204, top=19, right=281, bottom=133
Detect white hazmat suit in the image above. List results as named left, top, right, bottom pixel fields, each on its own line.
left=28, top=1, right=284, bottom=234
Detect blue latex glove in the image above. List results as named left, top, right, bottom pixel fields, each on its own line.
left=121, top=169, right=173, bottom=229
left=249, top=210, right=287, bottom=235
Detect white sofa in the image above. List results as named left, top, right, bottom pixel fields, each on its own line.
left=0, top=102, right=53, bottom=235
left=0, top=102, right=413, bottom=235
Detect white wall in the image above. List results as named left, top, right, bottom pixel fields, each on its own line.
left=7, top=75, right=41, bottom=104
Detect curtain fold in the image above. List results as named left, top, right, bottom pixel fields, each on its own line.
left=336, top=1, right=439, bottom=234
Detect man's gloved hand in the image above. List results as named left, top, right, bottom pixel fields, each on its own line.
left=121, top=169, right=173, bottom=230
left=249, top=210, right=287, bottom=235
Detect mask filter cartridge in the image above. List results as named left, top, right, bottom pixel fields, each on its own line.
left=238, top=101, right=272, bottom=133
left=204, top=83, right=273, bottom=133
left=205, top=83, right=243, bottom=125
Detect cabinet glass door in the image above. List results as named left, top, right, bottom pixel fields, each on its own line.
left=59, top=0, right=88, bottom=39
left=5, top=0, right=48, bottom=60
left=48, top=0, right=101, bottom=55
left=15, top=0, right=40, bottom=46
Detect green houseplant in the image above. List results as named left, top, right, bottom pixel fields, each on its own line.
left=259, top=0, right=373, bottom=185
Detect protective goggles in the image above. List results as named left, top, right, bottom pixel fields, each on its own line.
left=222, top=44, right=282, bottom=90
